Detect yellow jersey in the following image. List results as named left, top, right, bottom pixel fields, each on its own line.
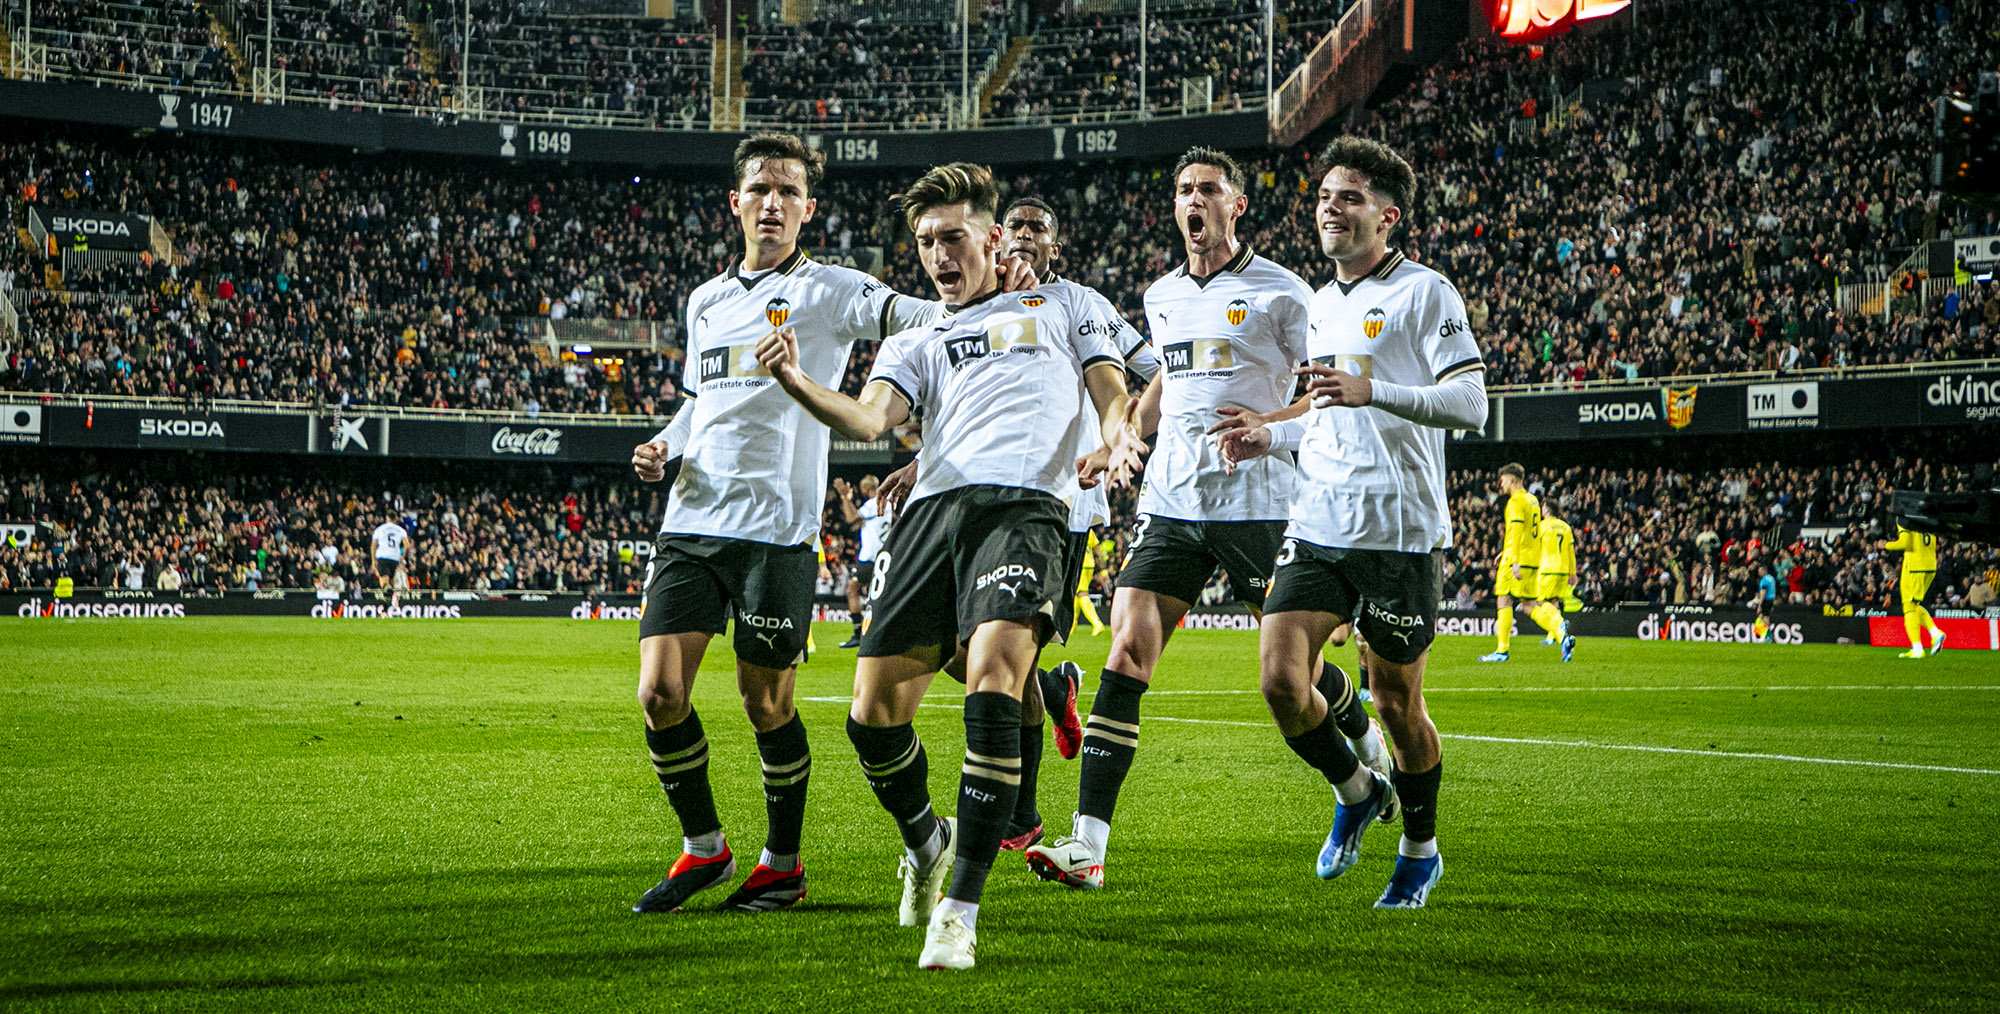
left=1884, top=525, right=1939, bottom=573
left=1077, top=530, right=1108, bottom=584
left=1537, top=517, right=1575, bottom=576
left=1502, top=490, right=1541, bottom=566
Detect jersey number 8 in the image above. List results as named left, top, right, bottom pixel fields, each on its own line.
left=867, top=552, right=892, bottom=601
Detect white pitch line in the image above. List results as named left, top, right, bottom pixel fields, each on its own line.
left=796, top=696, right=2000, bottom=775
left=1444, top=733, right=2000, bottom=776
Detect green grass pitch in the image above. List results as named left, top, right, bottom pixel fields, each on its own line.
left=2, top=618, right=1995, bottom=1012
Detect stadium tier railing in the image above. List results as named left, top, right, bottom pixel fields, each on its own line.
left=1270, top=0, right=1398, bottom=146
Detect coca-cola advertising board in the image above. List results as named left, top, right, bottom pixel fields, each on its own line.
left=386, top=419, right=661, bottom=462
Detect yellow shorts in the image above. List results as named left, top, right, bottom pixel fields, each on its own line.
left=1535, top=572, right=1571, bottom=601
left=1900, top=570, right=1935, bottom=608
left=1076, top=566, right=1096, bottom=594
left=1495, top=565, right=1539, bottom=599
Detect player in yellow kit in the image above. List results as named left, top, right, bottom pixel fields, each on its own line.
left=1481, top=463, right=1540, bottom=662
left=1881, top=525, right=1946, bottom=658
left=1072, top=527, right=1108, bottom=636
left=1531, top=500, right=1577, bottom=662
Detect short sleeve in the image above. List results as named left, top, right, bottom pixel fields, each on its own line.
left=884, top=291, right=945, bottom=336
left=1423, top=277, right=1482, bottom=382
left=837, top=270, right=902, bottom=343
left=1067, top=290, right=1121, bottom=369
left=866, top=331, right=928, bottom=411
left=1085, top=288, right=1157, bottom=380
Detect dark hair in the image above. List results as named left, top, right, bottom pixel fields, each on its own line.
left=1002, top=195, right=1059, bottom=236
left=732, top=133, right=825, bottom=191
left=1173, top=146, right=1246, bottom=193
left=1315, top=136, right=1417, bottom=218
left=899, top=162, right=999, bottom=231
left=1500, top=463, right=1526, bottom=481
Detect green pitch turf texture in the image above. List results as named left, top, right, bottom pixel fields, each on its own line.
left=2, top=618, right=1995, bottom=1012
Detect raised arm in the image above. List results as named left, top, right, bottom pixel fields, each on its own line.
left=755, top=325, right=911, bottom=441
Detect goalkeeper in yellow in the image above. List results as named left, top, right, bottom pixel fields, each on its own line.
left=1532, top=500, right=1578, bottom=662
left=1482, top=463, right=1543, bottom=662
left=1881, top=525, right=1946, bottom=658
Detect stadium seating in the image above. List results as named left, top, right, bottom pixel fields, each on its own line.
left=6, top=0, right=240, bottom=92
left=4, top=0, right=1994, bottom=581
left=743, top=16, right=1003, bottom=130
left=429, top=0, right=712, bottom=126
left=4, top=433, right=1995, bottom=607
left=992, top=0, right=1324, bottom=125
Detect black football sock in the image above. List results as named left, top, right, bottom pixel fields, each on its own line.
left=1281, top=711, right=1362, bottom=787
left=645, top=712, right=721, bottom=840
left=1012, top=722, right=1045, bottom=831
left=847, top=717, right=935, bottom=850
left=755, top=712, right=810, bottom=859
left=1318, top=659, right=1373, bottom=740
left=947, top=691, right=1023, bottom=904
left=1076, top=669, right=1147, bottom=821
left=1394, top=761, right=1443, bottom=843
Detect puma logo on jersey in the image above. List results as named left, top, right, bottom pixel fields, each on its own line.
left=754, top=631, right=780, bottom=650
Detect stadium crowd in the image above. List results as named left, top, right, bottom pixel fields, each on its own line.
left=743, top=17, right=1004, bottom=130
left=0, top=454, right=659, bottom=595
left=6, top=0, right=1996, bottom=416
left=4, top=436, right=1995, bottom=616
left=1444, top=445, right=2000, bottom=612
left=9, top=0, right=240, bottom=91
left=231, top=0, right=439, bottom=110
left=430, top=0, right=712, bottom=123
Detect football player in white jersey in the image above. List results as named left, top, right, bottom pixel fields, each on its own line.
left=867, top=195, right=1160, bottom=855
left=624, top=134, right=958, bottom=917
left=369, top=514, right=410, bottom=596
left=1028, top=148, right=1378, bottom=892
left=994, top=195, right=1158, bottom=849
left=754, top=163, right=1130, bottom=970
left=1218, top=137, right=1488, bottom=910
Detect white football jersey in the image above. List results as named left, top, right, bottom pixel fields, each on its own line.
left=857, top=497, right=889, bottom=562
left=661, top=250, right=940, bottom=546
left=870, top=287, right=1122, bottom=506
left=1136, top=248, right=1313, bottom=522
left=371, top=522, right=409, bottom=562
left=1287, top=251, right=1484, bottom=553
left=1044, top=274, right=1158, bottom=531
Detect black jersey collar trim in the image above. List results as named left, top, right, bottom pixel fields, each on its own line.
left=1179, top=245, right=1253, bottom=289
left=1334, top=249, right=1405, bottom=296
left=942, top=285, right=1007, bottom=316
left=729, top=247, right=809, bottom=290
